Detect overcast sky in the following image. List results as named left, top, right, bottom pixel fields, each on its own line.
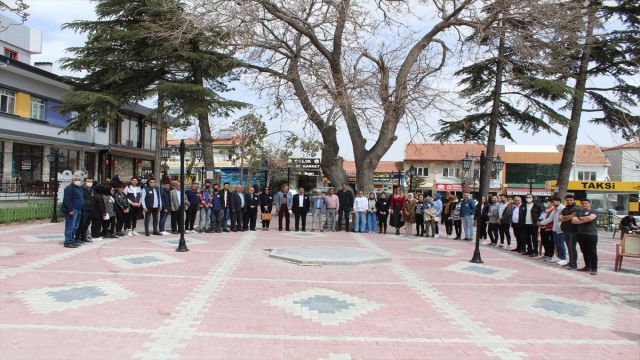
left=11, top=0, right=633, bottom=160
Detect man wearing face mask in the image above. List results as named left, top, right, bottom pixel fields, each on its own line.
left=75, top=177, right=94, bottom=244
left=62, top=176, right=85, bottom=248
left=518, top=194, right=543, bottom=257
left=559, top=193, right=579, bottom=269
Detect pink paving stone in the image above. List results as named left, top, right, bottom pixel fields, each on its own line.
left=194, top=280, right=467, bottom=339
left=177, top=337, right=494, bottom=360
left=1, top=221, right=639, bottom=359
left=39, top=245, right=225, bottom=277
left=1, top=271, right=200, bottom=329
left=431, top=284, right=640, bottom=341
left=0, top=329, right=152, bottom=360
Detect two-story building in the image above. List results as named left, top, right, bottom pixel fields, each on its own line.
left=0, top=15, right=166, bottom=185
left=404, top=143, right=503, bottom=195
left=601, top=141, right=640, bottom=182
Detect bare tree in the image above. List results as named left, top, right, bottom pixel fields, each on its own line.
left=195, top=0, right=503, bottom=192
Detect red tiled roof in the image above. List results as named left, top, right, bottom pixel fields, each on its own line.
left=343, top=161, right=403, bottom=176
left=556, top=144, right=609, bottom=165
left=601, top=141, right=640, bottom=151
left=404, top=143, right=502, bottom=161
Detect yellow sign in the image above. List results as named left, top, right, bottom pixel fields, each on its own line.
left=546, top=180, right=640, bottom=192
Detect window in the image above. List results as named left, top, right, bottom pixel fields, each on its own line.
left=111, top=119, right=120, bottom=144
left=49, top=148, right=79, bottom=179
left=416, top=167, right=429, bottom=177
left=0, top=88, right=16, bottom=114
left=443, top=167, right=460, bottom=178
left=578, top=171, right=597, bottom=181
left=30, top=97, right=45, bottom=120
left=143, top=122, right=157, bottom=150
left=4, top=48, right=17, bottom=60
left=120, top=115, right=140, bottom=147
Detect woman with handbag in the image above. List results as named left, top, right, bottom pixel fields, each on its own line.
left=259, top=186, right=273, bottom=230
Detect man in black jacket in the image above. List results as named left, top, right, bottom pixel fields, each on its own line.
left=336, top=183, right=354, bottom=231
left=518, top=193, right=543, bottom=256
left=142, top=178, right=163, bottom=236
left=230, top=185, right=246, bottom=232
left=292, top=187, right=310, bottom=231
left=75, top=177, right=94, bottom=243
left=243, top=187, right=260, bottom=231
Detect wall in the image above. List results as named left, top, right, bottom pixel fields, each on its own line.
left=621, top=149, right=640, bottom=181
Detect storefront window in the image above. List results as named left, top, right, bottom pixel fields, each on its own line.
left=49, top=148, right=80, bottom=179
left=84, top=152, right=96, bottom=179
left=505, top=164, right=559, bottom=184
left=12, top=143, right=43, bottom=183
left=139, top=160, right=154, bottom=179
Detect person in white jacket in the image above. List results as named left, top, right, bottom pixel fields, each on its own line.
left=353, top=190, right=368, bottom=233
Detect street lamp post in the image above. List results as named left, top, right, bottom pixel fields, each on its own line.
left=460, top=151, right=504, bottom=264
left=527, top=177, right=535, bottom=195
left=47, top=149, right=66, bottom=223
left=162, top=141, right=203, bottom=253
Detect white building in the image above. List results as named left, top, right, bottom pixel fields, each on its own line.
left=601, top=141, right=640, bottom=182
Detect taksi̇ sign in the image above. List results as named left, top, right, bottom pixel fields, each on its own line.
left=547, top=180, right=640, bottom=192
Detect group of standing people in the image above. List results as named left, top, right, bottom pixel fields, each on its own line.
left=62, top=178, right=599, bottom=274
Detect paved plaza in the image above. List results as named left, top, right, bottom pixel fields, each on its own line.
left=0, top=221, right=639, bottom=359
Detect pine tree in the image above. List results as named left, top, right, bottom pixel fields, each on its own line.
left=58, top=0, right=245, bottom=176
left=556, top=0, right=639, bottom=197
left=434, top=1, right=573, bottom=198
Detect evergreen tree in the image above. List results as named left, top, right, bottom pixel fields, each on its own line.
left=58, top=0, right=245, bottom=176
left=557, top=0, right=639, bottom=196
left=434, top=1, right=573, bottom=198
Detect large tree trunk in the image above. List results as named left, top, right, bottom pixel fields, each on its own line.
left=191, top=46, right=215, bottom=179
left=481, top=21, right=506, bottom=200
left=557, top=2, right=596, bottom=198
left=319, top=125, right=348, bottom=188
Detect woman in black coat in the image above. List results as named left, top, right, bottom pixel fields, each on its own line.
left=375, top=192, right=390, bottom=234
left=258, top=186, right=274, bottom=230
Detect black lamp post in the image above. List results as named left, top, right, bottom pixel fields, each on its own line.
left=47, top=149, right=66, bottom=223
left=527, top=177, right=535, bottom=195
left=406, top=165, right=417, bottom=193
left=460, top=151, right=504, bottom=264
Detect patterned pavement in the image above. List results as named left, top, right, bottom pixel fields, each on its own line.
left=0, top=221, right=639, bottom=359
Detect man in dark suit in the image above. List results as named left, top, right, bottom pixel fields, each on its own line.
left=221, top=182, right=232, bottom=232
left=142, top=177, right=163, bottom=236
left=292, top=187, right=310, bottom=232
left=244, top=186, right=260, bottom=231
left=230, top=185, right=246, bottom=232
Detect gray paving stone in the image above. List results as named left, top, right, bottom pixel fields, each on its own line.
left=268, top=246, right=391, bottom=265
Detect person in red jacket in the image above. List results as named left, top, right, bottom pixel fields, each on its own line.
left=389, top=187, right=406, bottom=235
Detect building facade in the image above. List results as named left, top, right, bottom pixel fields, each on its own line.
left=404, top=143, right=503, bottom=195
left=601, top=142, right=640, bottom=182
left=0, top=16, right=165, bottom=186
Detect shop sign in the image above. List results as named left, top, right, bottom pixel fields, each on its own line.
left=506, top=188, right=553, bottom=196
left=434, top=184, right=463, bottom=191
left=547, top=180, right=640, bottom=192
left=290, top=158, right=321, bottom=170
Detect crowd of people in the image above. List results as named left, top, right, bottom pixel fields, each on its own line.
left=61, top=177, right=600, bottom=274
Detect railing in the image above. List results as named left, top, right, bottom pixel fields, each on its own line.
left=0, top=181, right=57, bottom=199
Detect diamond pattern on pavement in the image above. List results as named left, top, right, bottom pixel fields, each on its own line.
left=509, top=291, right=615, bottom=329
left=105, top=252, right=183, bottom=269
left=411, top=245, right=461, bottom=257
left=266, top=288, right=382, bottom=326
left=444, top=261, right=518, bottom=280
left=16, top=280, right=134, bottom=314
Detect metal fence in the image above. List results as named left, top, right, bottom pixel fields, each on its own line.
left=0, top=182, right=56, bottom=200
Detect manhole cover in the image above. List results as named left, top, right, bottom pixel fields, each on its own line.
left=268, top=246, right=391, bottom=266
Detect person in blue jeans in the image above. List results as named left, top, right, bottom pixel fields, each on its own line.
left=460, top=192, right=476, bottom=241
left=62, top=176, right=85, bottom=248
left=367, top=192, right=377, bottom=233
left=353, top=190, right=368, bottom=232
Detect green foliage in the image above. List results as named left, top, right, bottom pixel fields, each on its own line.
left=58, top=0, right=245, bottom=131
left=0, top=201, right=62, bottom=224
